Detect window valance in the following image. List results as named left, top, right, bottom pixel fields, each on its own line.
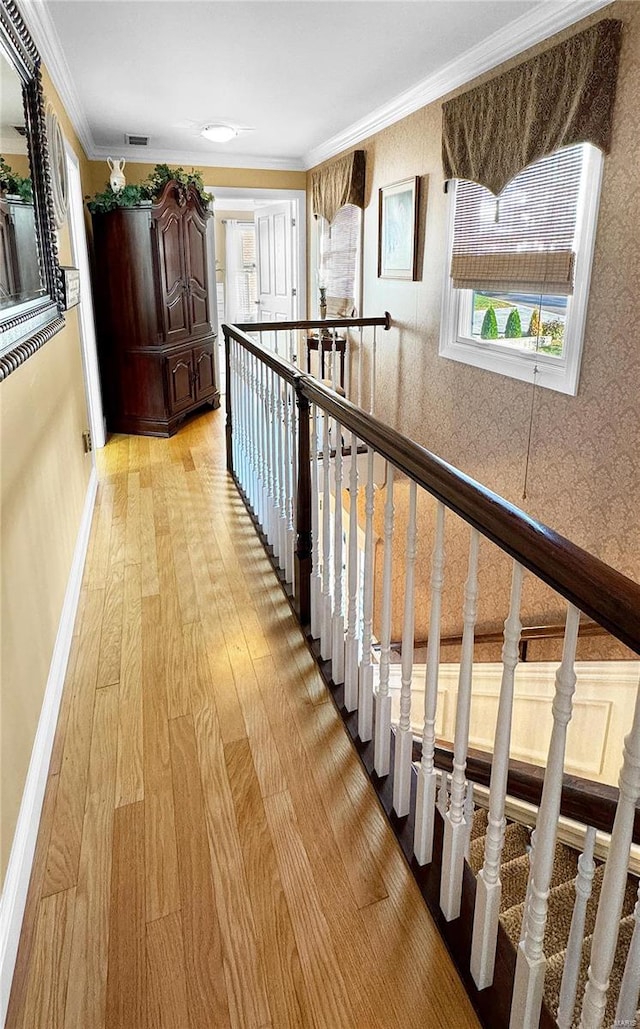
left=311, top=150, right=366, bottom=223
left=442, top=18, right=622, bottom=196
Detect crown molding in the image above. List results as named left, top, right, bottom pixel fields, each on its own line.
left=89, top=143, right=305, bottom=172
left=303, top=0, right=615, bottom=170
left=20, top=0, right=95, bottom=160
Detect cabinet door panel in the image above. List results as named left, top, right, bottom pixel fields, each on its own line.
left=154, top=208, right=189, bottom=343
left=193, top=343, right=215, bottom=400
left=184, top=208, right=210, bottom=337
left=166, top=350, right=195, bottom=414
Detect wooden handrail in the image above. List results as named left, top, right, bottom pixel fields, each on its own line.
left=223, top=323, right=301, bottom=384
left=224, top=323, right=640, bottom=654
left=299, top=376, right=640, bottom=655
left=384, top=619, right=610, bottom=661
left=234, top=313, right=391, bottom=333
left=431, top=741, right=640, bottom=845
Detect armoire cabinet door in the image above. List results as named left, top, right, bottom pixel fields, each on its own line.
left=183, top=207, right=210, bottom=337
left=193, top=343, right=215, bottom=400
left=153, top=206, right=189, bottom=344
left=166, top=350, right=195, bottom=414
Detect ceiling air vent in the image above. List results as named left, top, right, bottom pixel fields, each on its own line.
left=13, top=125, right=26, bottom=137
left=125, top=133, right=149, bottom=147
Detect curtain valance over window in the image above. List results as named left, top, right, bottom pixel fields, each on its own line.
left=442, top=18, right=622, bottom=197
left=311, top=150, right=366, bottom=223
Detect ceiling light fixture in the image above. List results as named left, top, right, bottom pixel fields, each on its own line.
left=201, top=124, right=238, bottom=143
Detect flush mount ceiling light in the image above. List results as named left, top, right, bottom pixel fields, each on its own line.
left=201, top=124, right=238, bottom=143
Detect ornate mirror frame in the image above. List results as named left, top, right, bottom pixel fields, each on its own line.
left=0, top=0, right=64, bottom=381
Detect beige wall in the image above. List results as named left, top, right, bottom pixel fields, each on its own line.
left=1, top=68, right=93, bottom=879
left=85, top=160, right=306, bottom=199
left=310, top=3, right=640, bottom=647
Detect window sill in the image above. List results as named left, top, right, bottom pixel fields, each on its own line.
left=439, top=336, right=579, bottom=396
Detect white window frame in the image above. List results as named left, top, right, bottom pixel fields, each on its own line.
left=439, top=144, right=604, bottom=396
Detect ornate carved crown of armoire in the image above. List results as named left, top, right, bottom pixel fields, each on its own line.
left=91, top=179, right=220, bottom=437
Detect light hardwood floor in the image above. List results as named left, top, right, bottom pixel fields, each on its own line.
left=6, top=408, right=480, bottom=1029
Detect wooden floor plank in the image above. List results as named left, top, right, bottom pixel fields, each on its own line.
left=96, top=518, right=125, bottom=689
left=140, top=485, right=160, bottom=597
left=105, top=802, right=145, bottom=1029
left=42, top=589, right=105, bottom=896
left=193, top=705, right=270, bottom=1029
left=169, top=714, right=231, bottom=1029
left=20, top=888, right=76, bottom=1029
left=124, top=471, right=141, bottom=567
left=225, top=739, right=315, bottom=1029
left=63, top=684, right=118, bottom=1029
left=5, top=773, right=60, bottom=1029
left=115, top=562, right=143, bottom=808
left=142, top=594, right=179, bottom=923
left=146, top=913, right=190, bottom=1029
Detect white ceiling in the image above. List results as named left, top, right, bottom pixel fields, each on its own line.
left=29, top=0, right=612, bottom=170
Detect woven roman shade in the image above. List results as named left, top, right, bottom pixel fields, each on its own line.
left=442, top=19, right=622, bottom=197
left=311, top=150, right=366, bottom=224
left=451, top=142, right=584, bottom=295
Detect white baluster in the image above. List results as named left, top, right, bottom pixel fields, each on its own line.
left=331, top=328, right=337, bottom=391
left=343, top=430, right=360, bottom=711
left=374, top=466, right=394, bottom=776
left=277, top=379, right=288, bottom=570
left=282, top=379, right=293, bottom=583
left=264, top=364, right=275, bottom=544
left=393, top=479, right=418, bottom=817
left=357, top=447, right=375, bottom=742
left=370, top=324, right=377, bottom=415
left=615, top=879, right=640, bottom=1027
left=357, top=326, right=363, bottom=409
left=310, top=403, right=322, bottom=639
left=580, top=677, right=640, bottom=1029
left=556, top=826, right=597, bottom=1029
left=344, top=330, right=351, bottom=400
left=511, top=603, right=581, bottom=1029
left=288, top=381, right=297, bottom=588
left=414, top=501, right=446, bottom=864
left=320, top=406, right=333, bottom=660
left=250, top=353, right=259, bottom=510
left=440, top=527, right=480, bottom=921
left=331, top=416, right=345, bottom=683
left=471, top=561, right=524, bottom=988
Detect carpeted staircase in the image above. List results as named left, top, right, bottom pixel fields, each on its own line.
left=467, top=807, right=640, bottom=1028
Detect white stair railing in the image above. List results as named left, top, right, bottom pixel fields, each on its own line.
left=440, top=527, right=480, bottom=921
left=374, top=465, right=394, bottom=777
left=344, top=430, right=360, bottom=711
left=393, top=480, right=418, bottom=817
left=414, top=501, right=446, bottom=864
left=310, top=403, right=321, bottom=639
left=320, top=405, right=333, bottom=660
left=331, top=415, right=345, bottom=683
left=511, top=603, right=581, bottom=1029
left=614, top=878, right=640, bottom=1027
left=358, top=447, right=375, bottom=743
left=471, top=560, right=524, bottom=988
left=556, top=826, right=597, bottom=1029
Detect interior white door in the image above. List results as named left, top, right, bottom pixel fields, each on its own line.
left=254, top=200, right=295, bottom=326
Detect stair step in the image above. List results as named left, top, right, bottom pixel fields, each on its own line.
left=544, top=909, right=638, bottom=1028
left=468, top=821, right=530, bottom=875
left=470, top=807, right=488, bottom=842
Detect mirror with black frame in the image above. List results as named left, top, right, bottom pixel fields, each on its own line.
left=0, top=0, right=64, bottom=377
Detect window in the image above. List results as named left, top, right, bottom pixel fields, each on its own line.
left=316, top=204, right=362, bottom=317
left=439, top=143, right=603, bottom=395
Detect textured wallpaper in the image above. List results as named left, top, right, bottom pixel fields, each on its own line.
left=310, top=2, right=639, bottom=656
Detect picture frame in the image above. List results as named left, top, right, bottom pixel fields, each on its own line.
left=378, top=176, right=420, bottom=280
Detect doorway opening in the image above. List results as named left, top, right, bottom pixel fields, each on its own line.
left=206, top=187, right=306, bottom=394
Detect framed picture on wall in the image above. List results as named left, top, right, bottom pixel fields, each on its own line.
left=378, top=176, right=420, bottom=280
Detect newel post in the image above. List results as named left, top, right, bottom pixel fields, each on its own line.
left=224, top=327, right=233, bottom=474
left=294, top=382, right=312, bottom=626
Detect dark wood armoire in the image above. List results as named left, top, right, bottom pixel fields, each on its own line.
left=91, top=179, right=219, bottom=437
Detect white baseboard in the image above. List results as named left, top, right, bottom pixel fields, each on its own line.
left=0, top=465, right=98, bottom=1026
